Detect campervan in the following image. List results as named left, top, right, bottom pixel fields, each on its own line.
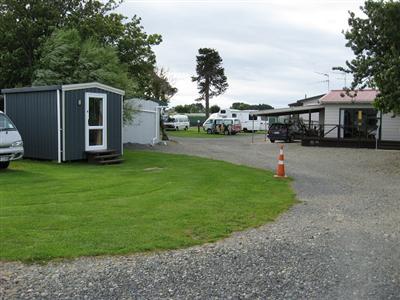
left=164, top=114, right=190, bottom=131
left=203, top=109, right=267, bottom=131
left=203, top=118, right=241, bottom=135
left=0, top=111, right=24, bottom=169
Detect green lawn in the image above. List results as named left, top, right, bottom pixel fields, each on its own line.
left=168, top=127, right=268, bottom=138
left=0, top=151, right=295, bottom=262
left=167, top=127, right=225, bottom=138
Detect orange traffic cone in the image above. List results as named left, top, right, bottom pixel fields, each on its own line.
left=274, top=145, right=287, bottom=178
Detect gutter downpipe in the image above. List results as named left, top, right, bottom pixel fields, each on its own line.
left=156, top=106, right=167, bottom=145
left=56, top=89, right=61, bottom=163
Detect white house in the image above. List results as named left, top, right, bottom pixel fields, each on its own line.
left=123, top=99, right=163, bottom=145
left=254, top=89, right=400, bottom=149
left=320, top=90, right=400, bottom=142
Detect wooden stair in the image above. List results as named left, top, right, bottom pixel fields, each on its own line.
left=86, top=149, right=123, bottom=165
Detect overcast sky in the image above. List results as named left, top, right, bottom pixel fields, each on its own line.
left=116, top=0, right=365, bottom=108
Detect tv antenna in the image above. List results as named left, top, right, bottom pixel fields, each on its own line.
left=315, top=72, right=330, bottom=91
left=332, top=71, right=347, bottom=88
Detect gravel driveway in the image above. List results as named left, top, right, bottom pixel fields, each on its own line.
left=1, top=135, right=399, bottom=299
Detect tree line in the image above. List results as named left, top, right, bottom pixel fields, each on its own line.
left=0, top=0, right=177, bottom=122
left=173, top=102, right=274, bottom=114
left=1, top=0, right=398, bottom=121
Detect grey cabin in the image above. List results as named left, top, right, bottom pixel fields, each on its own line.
left=1, top=82, right=124, bottom=162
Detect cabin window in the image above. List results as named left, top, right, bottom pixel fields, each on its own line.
left=220, top=110, right=226, bottom=114
left=249, top=115, right=257, bottom=120
left=232, top=113, right=237, bottom=117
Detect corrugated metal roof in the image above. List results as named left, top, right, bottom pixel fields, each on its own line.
left=320, top=89, right=378, bottom=104
left=1, top=82, right=125, bottom=95
left=1, top=85, right=61, bottom=94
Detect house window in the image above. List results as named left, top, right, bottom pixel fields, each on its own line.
left=341, top=108, right=378, bottom=139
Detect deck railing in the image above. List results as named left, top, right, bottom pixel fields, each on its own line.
left=301, top=123, right=378, bottom=141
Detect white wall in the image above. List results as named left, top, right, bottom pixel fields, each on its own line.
left=323, top=105, right=340, bottom=138
left=123, top=99, right=160, bottom=145
left=381, top=113, right=400, bottom=141
left=302, top=98, right=320, bottom=106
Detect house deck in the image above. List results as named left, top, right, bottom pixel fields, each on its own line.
left=301, top=137, right=400, bottom=150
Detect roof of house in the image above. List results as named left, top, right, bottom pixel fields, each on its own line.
left=288, top=94, right=326, bottom=107
left=320, top=89, right=378, bottom=104
left=1, top=82, right=125, bottom=96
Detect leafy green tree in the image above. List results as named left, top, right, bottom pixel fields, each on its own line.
left=231, top=102, right=273, bottom=110
left=117, top=16, right=163, bottom=98
left=33, top=29, right=136, bottom=123
left=0, top=0, right=120, bottom=88
left=192, top=48, right=228, bottom=118
left=256, top=103, right=274, bottom=110
left=210, top=105, right=220, bottom=114
left=0, top=1, right=176, bottom=103
left=149, top=68, right=178, bottom=105
left=231, top=102, right=251, bottom=110
left=174, top=105, right=186, bottom=114
left=336, top=0, right=400, bottom=114
left=174, top=103, right=205, bottom=114
left=32, top=29, right=82, bottom=86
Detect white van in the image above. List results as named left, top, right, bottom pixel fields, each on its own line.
left=0, top=111, right=24, bottom=169
left=203, top=118, right=242, bottom=135
left=164, top=114, right=190, bottom=131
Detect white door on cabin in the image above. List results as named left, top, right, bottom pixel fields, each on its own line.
left=85, top=93, right=107, bottom=151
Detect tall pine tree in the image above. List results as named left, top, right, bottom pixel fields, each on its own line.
left=192, top=48, right=228, bottom=118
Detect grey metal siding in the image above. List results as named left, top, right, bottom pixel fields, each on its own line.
left=5, top=91, right=58, bottom=160
left=107, top=91, right=122, bottom=155
left=381, top=113, right=400, bottom=141
left=64, top=88, right=122, bottom=161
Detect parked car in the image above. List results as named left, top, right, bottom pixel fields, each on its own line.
left=204, top=118, right=241, bottom=135
left=267, top=122, right=303, bottom=142
left=164, top=114, right=190, bottom=131
left=0, top=111, right=24, bottom=169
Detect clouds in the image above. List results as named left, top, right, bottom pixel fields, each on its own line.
left=117, top=0, right=364, bottom=108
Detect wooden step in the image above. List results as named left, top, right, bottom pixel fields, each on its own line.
left=98, top=158, right=124, bottom=165
left=94, top=153, right=120, bottom=160
left=86, top=149, right=117, bottom=155
left=86, top=149, right=123, bottom=165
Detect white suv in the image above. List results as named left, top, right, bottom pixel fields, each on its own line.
left=0, top=111, right=24, bottom=169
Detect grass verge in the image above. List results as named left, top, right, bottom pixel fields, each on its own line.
left=168, top=127, right=268, bottom=138
left=167, top=127, right=225, bottom=138
left=0, top=150, right=295, bottom=262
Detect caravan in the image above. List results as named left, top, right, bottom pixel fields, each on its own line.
left=203, top=109, right=267, bottom=131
